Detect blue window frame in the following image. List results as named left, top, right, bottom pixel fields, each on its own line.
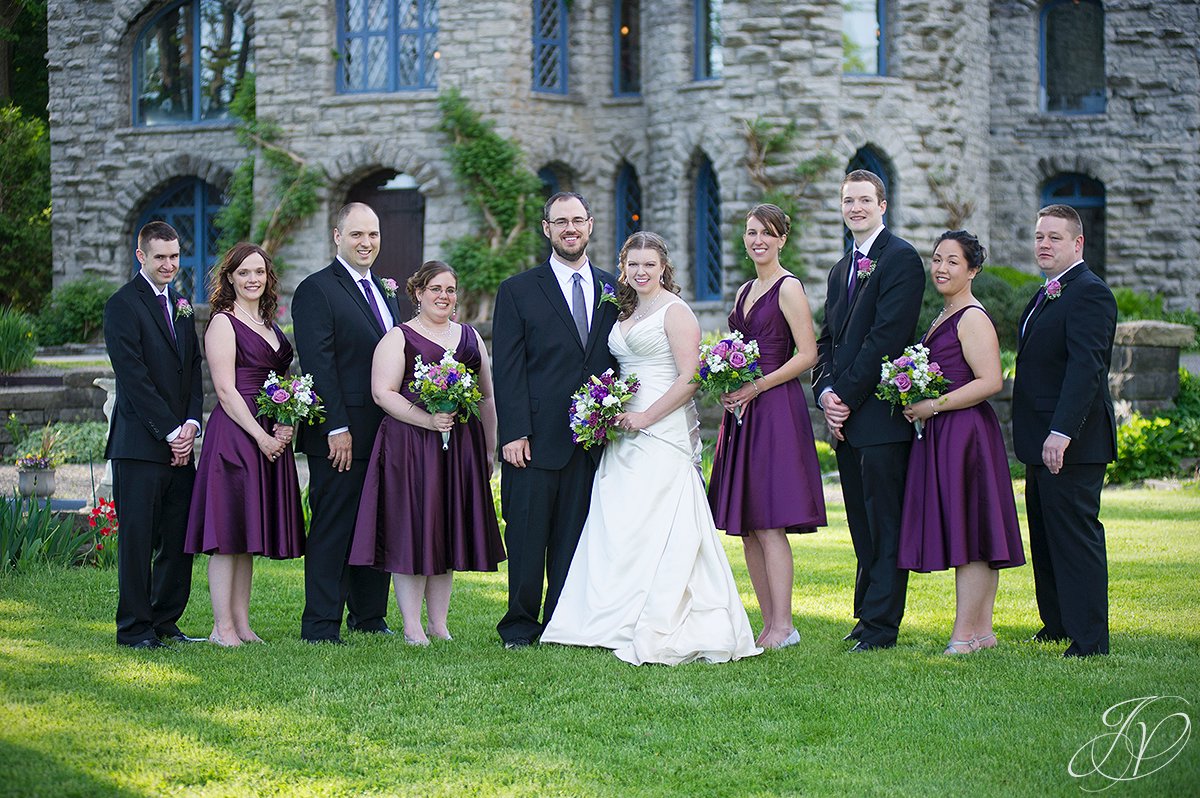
left=613, top=0, right=640, bottom=96
left=134, top=178, right=223, bottom=303
left=1040, top=0, right=1105, bottom=113
left=337, top=0, right=439, bottom=93
left=1041, top=173, right=1106, bottom=277
left=614, top=162, right=642, bottom=252
left=693, top=0, right=722, bottom=81
left=843, top=0, right=886, bottom=75
left=844, top=147, right=892, bottom=253
left=133, top=0, right=252, bottom=126
left=532, top=0, right=568, bottom=94
left=693, top=157, right=722, bottom=301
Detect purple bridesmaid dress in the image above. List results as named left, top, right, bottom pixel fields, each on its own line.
left=185, top=312, right=305, bottom=558
left=897, top=307, right=1025, bottom=572
left=348, top=324, right=506, bottom=575
left=707, top=276, right=827, bottom=536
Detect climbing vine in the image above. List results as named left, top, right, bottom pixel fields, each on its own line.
left=438, top=88, right=544, bottom=321
left=741, top=117, right=839, bottom=279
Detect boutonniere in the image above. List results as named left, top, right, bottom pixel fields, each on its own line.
left=599, top=283, right=620, bottom=308
left=855, top=253, right=877, bottom=281
left=1045, top=279, right=1062, bottom=300
left=175, top=298, right=193, bottom=319
left=380, top=278, right=399, bottom=299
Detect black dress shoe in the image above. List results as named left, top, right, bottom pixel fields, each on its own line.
left=303, top=636, right=346, bottom=645
left=503, top=637, right=534, bottom=650
left=122, top=638, right=169, bottom=650
left=848, top=640, right=895, bottom=653
left=1031, top=629, right=1068, bottom=643
left=160, top=631, right=205, bottom=644
left=843, top=622, right=864, bottom=642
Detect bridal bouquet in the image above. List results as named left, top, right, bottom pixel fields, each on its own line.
left=875, top=344, right=951, bottom=439
left=409, top=350, right=483, bottom=450
left=255, top=371, right=326, bottom=426
left=692, top=330, right=763, bottom=425
left=569, top=369, right=640, bottom=450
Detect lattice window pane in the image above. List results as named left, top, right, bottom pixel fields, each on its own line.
left=368, top=0, right=389, bottom=30
left=616, top=163, right=642, bottom=251
left=366, top=36, right=390, bottom=89
left=1043, top=0, right=1105, bottom=113
left=532, top=0, right=567, bottom=93
left=135, top=178, right=224, bottom=302
left=694, top=159, right=722, bottom=301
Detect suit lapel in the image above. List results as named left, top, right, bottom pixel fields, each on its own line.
left=333, top=264, right=385, bottom=336
left=1019, top=263, right=1088, bottom=352
left=138, top=280, right=178, bottom=351
left=829, top=252, right=854, bottom=340
left=536, top=263, right=584, bottom=350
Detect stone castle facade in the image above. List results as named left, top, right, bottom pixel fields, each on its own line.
left=46, top=0, right=1200, bottom=320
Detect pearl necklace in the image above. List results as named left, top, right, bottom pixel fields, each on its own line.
left=413, top=315, right=456, bottom=345
left=234, top=303, right=266, bottom=326
left=631, top=290, right=666, bottom=322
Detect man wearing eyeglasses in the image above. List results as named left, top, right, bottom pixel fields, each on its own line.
left=493, top=192, right=620, bottom=649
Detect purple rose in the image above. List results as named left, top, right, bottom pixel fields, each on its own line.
left=929, top=362, right=942, bottom=375
left=892, top=373, right=912, bottom=392
left=711, top=341, right=731, bottom=358
left=895, top=356, right=914, bottom=369
left=731, top=340, right=746, bottom=352
left=729, top=351, right=748, bottom=368
left=271, top=389, right=290, bottom=404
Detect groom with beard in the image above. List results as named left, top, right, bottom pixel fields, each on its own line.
left=493, top=192, right=620, bottom=648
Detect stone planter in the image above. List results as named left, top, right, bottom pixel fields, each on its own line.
left=17, top=469, right=55, bottom=498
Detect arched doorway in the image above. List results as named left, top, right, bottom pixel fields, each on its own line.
left=346, top=170, right=425, bottom=319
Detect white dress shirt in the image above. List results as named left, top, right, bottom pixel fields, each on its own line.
left=549, top=255, right=594, bottom=329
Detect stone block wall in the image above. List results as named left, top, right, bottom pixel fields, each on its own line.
left=0, top=369, right=111, bottom=457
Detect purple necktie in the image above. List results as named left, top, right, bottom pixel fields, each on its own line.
left=847, top=252, right=861, bottom=302
left=156, top=294, right=176, bottom=341
left=360, top=278, right=387, bottom=333
left=1022, top=286, right=1047, bottom=339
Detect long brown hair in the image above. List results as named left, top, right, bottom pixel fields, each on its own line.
left=209, top=242, right=279, bottom=324
left=616, top=231, right=681, bottom=321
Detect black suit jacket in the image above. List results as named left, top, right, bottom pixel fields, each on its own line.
left=103, top=275, right=204, bottom=462
left=1012, top=262, right=1117, bottom=465
left=292, top=261, right=403, bottom=460
left=814, top=228, right=925, bottom=447
left=492, top=262, right=619, bottom=471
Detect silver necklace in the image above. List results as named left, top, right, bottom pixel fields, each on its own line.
left=632, top=291, right=665, bottom=322
left=234, top=303, right=266, bottom=326
left=413, top=315, right=455, bottom=344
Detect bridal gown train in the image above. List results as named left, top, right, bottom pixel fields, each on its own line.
left=541, top=300, right=762, bottom=665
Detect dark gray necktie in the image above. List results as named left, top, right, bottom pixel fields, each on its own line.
left=571, top=273, right=588, bottom=344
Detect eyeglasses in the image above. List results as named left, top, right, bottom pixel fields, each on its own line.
left=547, top=217, right=591, bottom=231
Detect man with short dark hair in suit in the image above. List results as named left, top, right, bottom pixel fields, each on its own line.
left=104, top=221, right=204, bottom=649
left=493, top=192, right=620, bottom=648
left=293, top=202, right=399, bottom=643
left=1013, top=204, right=1117, bottom=657
left=814, top=170, right=925, bottom=652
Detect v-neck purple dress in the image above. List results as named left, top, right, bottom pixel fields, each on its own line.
left=897, top=307, right=1025, bottom=572
left=185, top=312, right=305, bottom=558
left=707, top=276, right=827, bottom=536
left=349, top=324, right=506, bottom=575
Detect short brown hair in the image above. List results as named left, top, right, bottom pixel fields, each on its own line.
left=1037, top=203, right=1084, bottom=239
left=209, top=243, right=279, bottom=325
left=841, top=169, right=887, bottom=204
left=406, top=260, right=457, bottom=305
left=543, top=191, right=591, bottom=221
left=137, top=220, right=179, bottom=253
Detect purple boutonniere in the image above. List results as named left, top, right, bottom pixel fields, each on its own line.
left=1045, top=279, right=1062, bottom=300
left=380, top=278, right=399, bottom=298
left=599, top=283, right=620, bottom=308
left=175, top=298, right=193, bottom=319
left=855, top=253, right=877, bottom=281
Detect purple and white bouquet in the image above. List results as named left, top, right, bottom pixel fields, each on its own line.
left=255, top=371, right=325, bottom=427
left=692, top=330, right=763, bottom=425
left=569, top=369, right=640, bottom=450
left=409, top=350, right=483, bottom=450
left=875, top=344, right=951, bottom=439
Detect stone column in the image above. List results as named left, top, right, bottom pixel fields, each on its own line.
left=1109, top=321, right=1196, bottom=419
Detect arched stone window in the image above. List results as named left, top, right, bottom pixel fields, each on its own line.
left=336, top=0, right=440, bottom=92
left=1041, top=0, right=1105, bottom=114
left=693, top=156, right=722, bottom=301
left=533, top=0, right=568, bottom=93
left=844, top=146, right=894, bottom=253
left=1041, top=173, right=1106, bottom=278
left=614, top=161, right=642, bottom=253
left=134, top=177, right=224, bottom=302
left=693, top=0, right=722, bottom=81
left=613, top=0, right=640, bottom=96
left=133, top=0, right=252, bottom=126
left=843, top=0, right=886, bottom=75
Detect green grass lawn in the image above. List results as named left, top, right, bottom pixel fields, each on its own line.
left=1, top=486, right=1198, bottom=797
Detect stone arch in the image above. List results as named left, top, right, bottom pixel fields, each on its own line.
left=119, top=153, right=234, bottom=246
left=324, top=144, right=443, bottom=226
left=528, top=133, right=598, bottom=185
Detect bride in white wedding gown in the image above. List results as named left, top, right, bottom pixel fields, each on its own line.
left=541, top=233, right=761, bottom=665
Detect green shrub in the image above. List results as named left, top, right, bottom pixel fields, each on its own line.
left=1106, top=370, right=1200, bottom=484
left=814, top=439, right=837, bottom=475
left=35, top=277, right=117, bottom=345
left=918, top=269, right=1032, bottom=351
left=0, top=493, right=91, bottom=574
left=1113, top=287, right=1200, bottom=351
left=0, top=106, right=52, bottom=314
left=0, top=305, right=37, bottom=374
left=10, top=421, right=107, bottom=464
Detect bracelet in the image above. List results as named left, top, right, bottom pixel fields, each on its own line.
left=930, top=400, right=939, bottom=416
left=751, top=380, right=760, bottom=394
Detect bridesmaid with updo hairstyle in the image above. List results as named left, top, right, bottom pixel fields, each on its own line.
left=897, top=230, right=1024, bottom=654
left=349, top=261, right=506, bottom=645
